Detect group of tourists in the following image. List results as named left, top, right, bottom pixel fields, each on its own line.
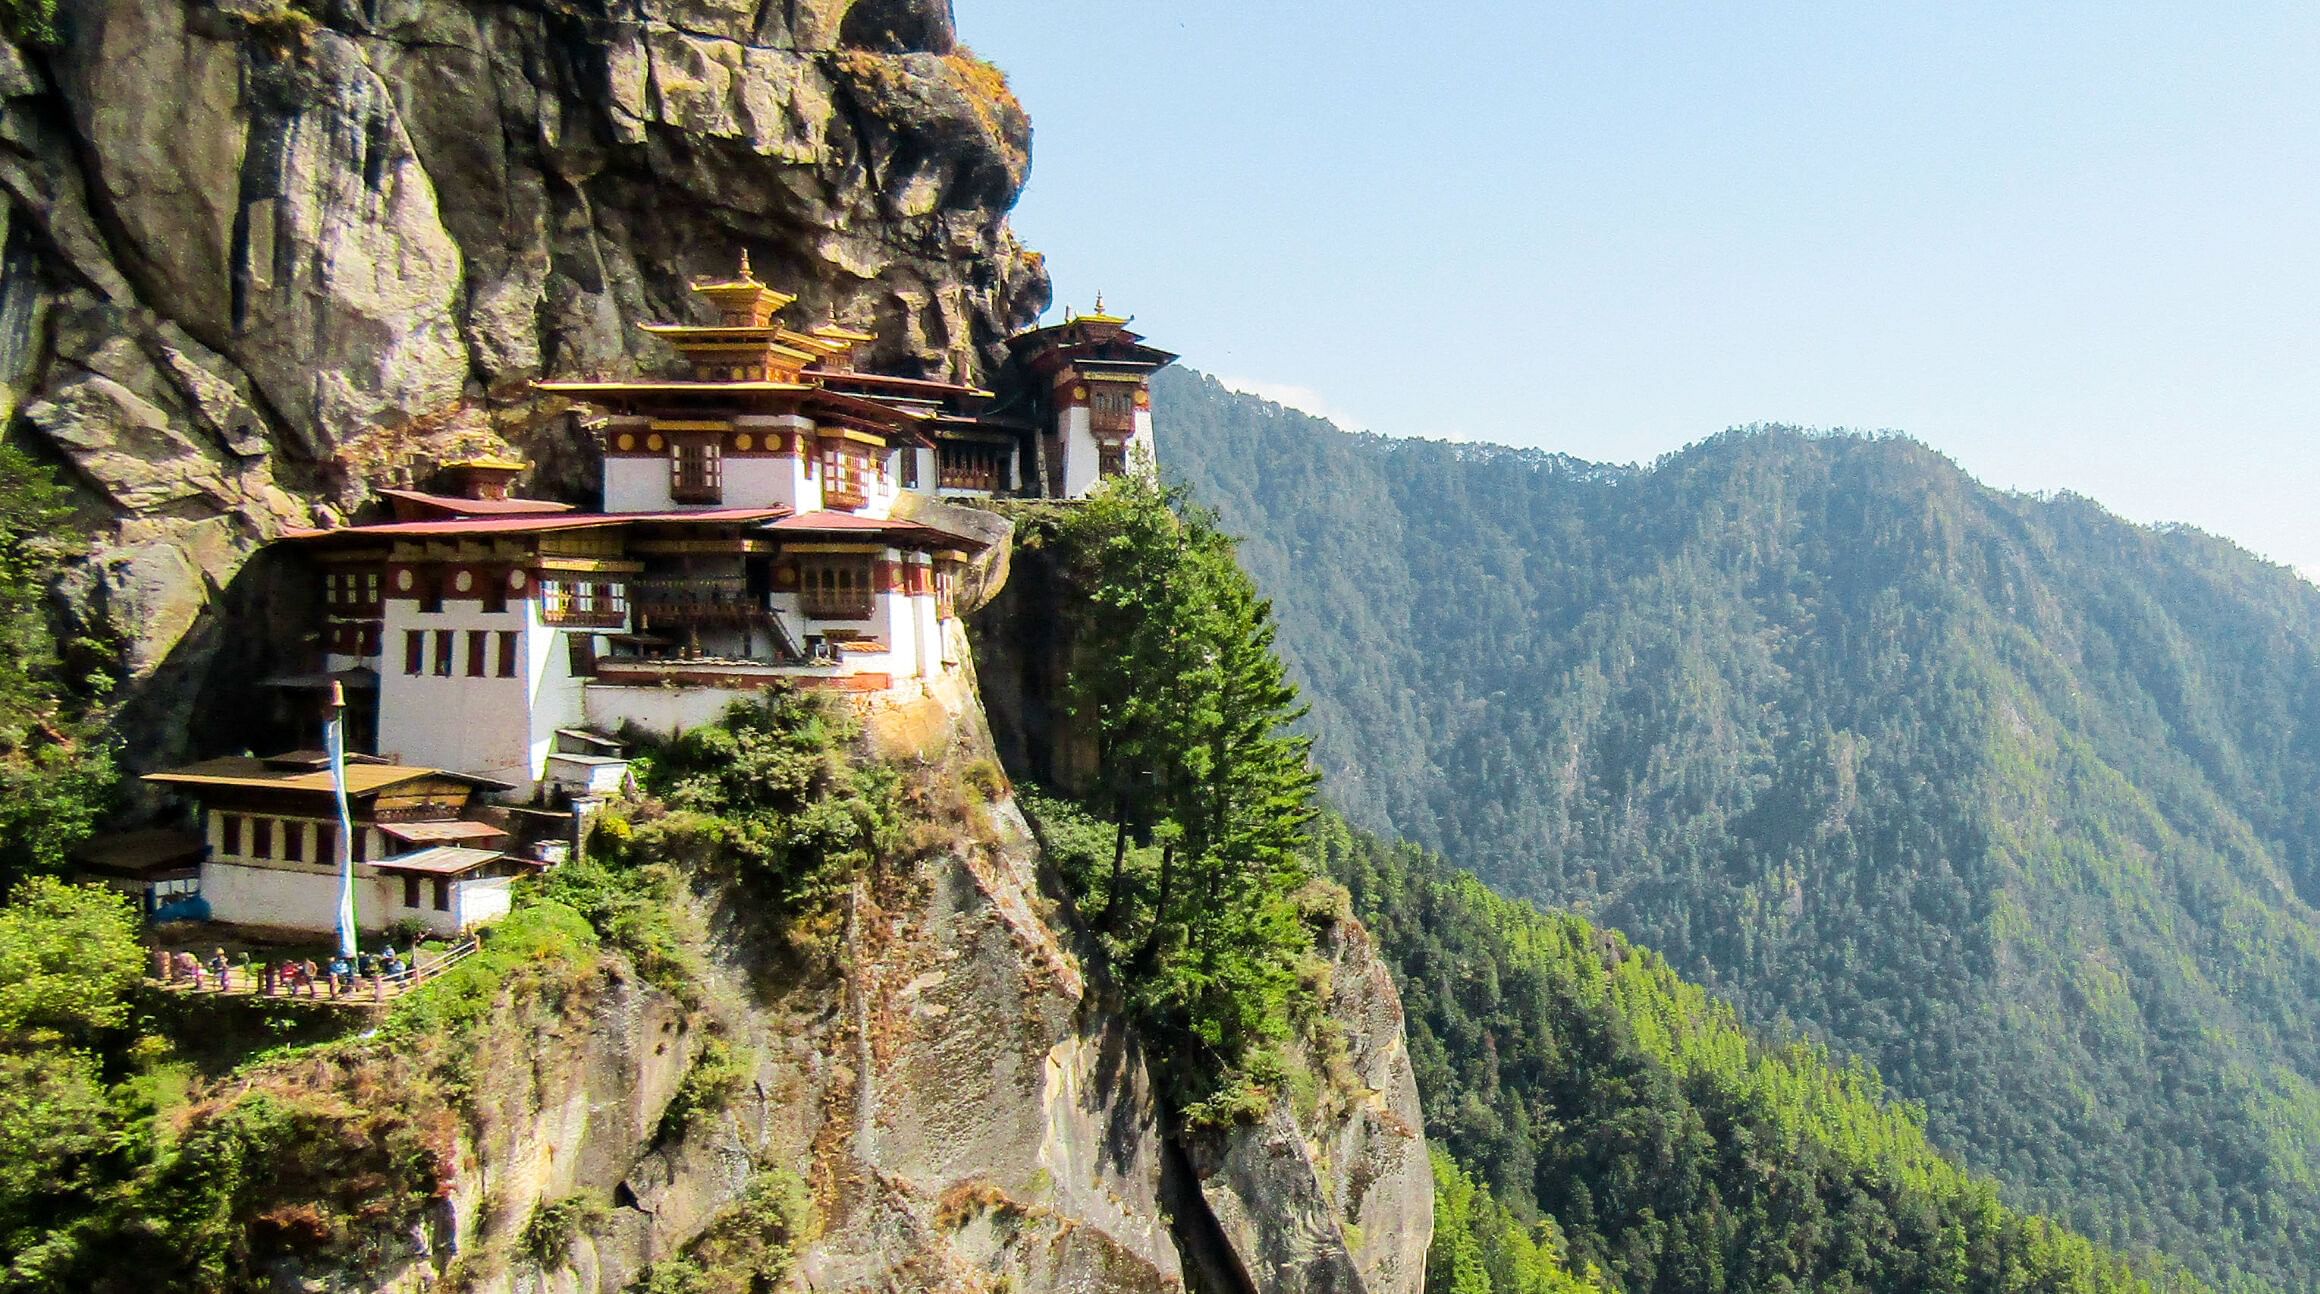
left=152, top=944, right=419, bottom=998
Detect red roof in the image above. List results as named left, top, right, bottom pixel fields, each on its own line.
left=614, top=507, right=792, bottom=524
left=283, top=514, right=632, bottom=540
left=285, top=506, right=792, bottom=541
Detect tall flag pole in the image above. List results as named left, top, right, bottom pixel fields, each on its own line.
left=326, top=680, right=359, bottom=959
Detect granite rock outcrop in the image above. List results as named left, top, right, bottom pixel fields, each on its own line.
left=0, top=0, right=1046, bottom=758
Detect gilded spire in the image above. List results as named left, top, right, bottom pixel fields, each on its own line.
left=738, top=249, right=755, bottom=282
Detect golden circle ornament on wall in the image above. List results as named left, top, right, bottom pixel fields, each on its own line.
left=736, top=433, right=754, bottom=452
left=509, top=569, right=528, bottom=590
left=617, top=433, right=635, bottom=452
left=1073, top=385, right=1089, bottom=401
left=395, top=569, right=414, bottom=592
left=646, top=433, right=665, bottom=452
left=453, top=570, right=474, bottom=593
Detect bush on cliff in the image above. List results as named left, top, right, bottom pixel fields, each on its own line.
left=1018, top=471, right=1324, bottom=1118
left=596, top=691, right=903, bottom=953
left=0, top=443, right=115, bottom=887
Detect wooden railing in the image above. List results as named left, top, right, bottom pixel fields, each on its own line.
left=149, top=934, right=485, bottom=1008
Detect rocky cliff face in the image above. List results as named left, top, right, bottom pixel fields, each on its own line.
left=284, top=676, right=1428, bottom=1294
left=0, top=0, right=1045, bottom=756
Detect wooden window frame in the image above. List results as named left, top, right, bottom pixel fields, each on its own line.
left=405, top=630, right=425, bottom=676
left=253, top=818, right=274, bottom=860
left=432, top=877, right=451, bottom=912
left=497, top=630, right=520, bottom=678
left=403, top=875, right=422, bottom=909
left=799, top=555, right=877, bottom=620
left=220, top=813, right=241, bottom=857
left=938, top=443, right=1009, bottom=492
left=669, top=435, right=724, bottom=504
left=466, top=629, right=488, bottom=678
left=433, top=629, right=454, bottom=676
left=567, top=633, right=599, bottom=678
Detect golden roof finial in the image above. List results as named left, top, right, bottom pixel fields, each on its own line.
left=738, top=249, right=755, bottom=281
left=1093, top=290, right=1105, bottom=314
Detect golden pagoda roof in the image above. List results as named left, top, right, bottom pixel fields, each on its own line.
left=441, top=453, right=526, bottom=472
left=637, top=323, right=821, bottom=363
left=535, top=379, right=816, bottom=396
left=1073, top=291, right=1128, bottom=325
left=688, top=251, right=794, bottom=325
left=812, top=319, right=877, bottom=344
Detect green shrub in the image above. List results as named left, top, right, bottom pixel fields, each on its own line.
left=527, top=855, right=703, bottom=1005
left=624, top=1169, right=811, bottom=1293
left=381, top=899, right=598, bottom=1046
left=602, top=696, right=905, bottom=945
left=522, top=1192, right=609, bottom=1267
left=0, top=0, right=59, bottom=45
left=657, top=1036, right=753, bottom=1141
left=961, top=757, right=1008, bottom=801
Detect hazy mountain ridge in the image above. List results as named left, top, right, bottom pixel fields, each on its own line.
left=1157, top=367, right=2320, bottom=1291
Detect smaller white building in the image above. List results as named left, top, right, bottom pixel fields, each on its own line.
left=143, top=752, right=535, bottom=939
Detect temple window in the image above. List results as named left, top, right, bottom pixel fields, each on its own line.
left=283, top=822, right=304, bottom=863
left=497, top=631, right=519, bottom=678
left=220, top=813, right=241, bottom=856
left=433, top=629, right=454, bottom=676
left=670, top=436, right=724, bottom=503
left=316, top=824, right=335, bottom=866
left=899, top=448, right=921, bottom=490
left=466, top=630, right=488, bottom=677
left=433, top=878, right=451, bottom=911
left=481, top=575, right=507, bottom=614
left=404, top=630, right=425, bottom=676
left=403, top=875, right=422, bottom=909
left=939, top=443, right=1009, bottom=492
left=1091, top=387, right=1136, bottom=435
left=567, top=634, right=599, bottom=677
left=541, top=580, right=627, bottom=627
left=1099, top=443, right=1129, bottom=478
left=417, top=570, right=443, bottom=614
left=820, top=443, right=872, bottom=508
left=253, top=818, right=274, bottom=859
left=799, top=555, right=876, bottom=620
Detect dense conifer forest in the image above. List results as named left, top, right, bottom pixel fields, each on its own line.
left=1325, top=818, right=2208, bottom=1294
left=1158, top=369, right=2320, bottom=1292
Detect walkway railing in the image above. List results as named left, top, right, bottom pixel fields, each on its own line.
left=148, top=934, right=484, bottom=1008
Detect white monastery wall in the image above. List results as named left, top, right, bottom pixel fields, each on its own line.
left=583, top=680, right=755, bottom=736
left=377, top=594, right=553, bottom=785
left=523, top=599, right=592, bottom=789
left=1060, top=404, right=1100, bottom=499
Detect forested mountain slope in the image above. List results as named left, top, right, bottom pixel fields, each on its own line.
left=1157, top=368, right=2320, bottom=1292
left=1317, top=817, right=2210, bottom=1294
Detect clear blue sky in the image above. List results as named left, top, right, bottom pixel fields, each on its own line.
left=958, top=3, right=2320, bottom=573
